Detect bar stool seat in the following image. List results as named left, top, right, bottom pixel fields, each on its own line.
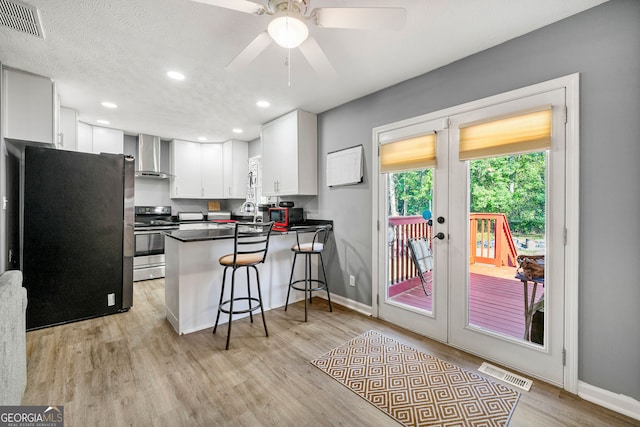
left=213, top=221, right=273, bottom=350
left=285, top=224, right=332, bottom=322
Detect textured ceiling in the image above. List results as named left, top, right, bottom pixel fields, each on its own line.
left=0, top=0, right=608, bottom=142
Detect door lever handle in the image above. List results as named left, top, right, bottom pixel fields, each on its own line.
left=434, top=232, right=445, bottom=240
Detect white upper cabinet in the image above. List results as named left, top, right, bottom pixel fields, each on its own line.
left=171, top=139, right=247, bottom=200
left=75, top=123, right=123, bottom=154
left=261, top=110, right=317, bottom=196
left=171, top=140, right=203, bottom=199
left=223, top=139, right=248, bottom=199
left=201, top=143, right=224, bottom=198
left=2, top=68, right=55, bottom=144
left=91, top=126, right=124, bottom=154
left=59, top=107, right=78, bottom=151
left=77, top=122, right=93, bottom=153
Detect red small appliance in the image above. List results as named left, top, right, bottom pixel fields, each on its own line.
left=269, top=207, right=303, bottom=231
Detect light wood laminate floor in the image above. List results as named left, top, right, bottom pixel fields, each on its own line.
left=22, top=279, right=637, bottom=426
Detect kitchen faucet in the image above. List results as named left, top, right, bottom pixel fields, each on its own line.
left=240, top=201, right=257, bottom=222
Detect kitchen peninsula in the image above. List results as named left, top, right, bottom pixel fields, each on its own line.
left=163, top=222, right=331, bottom=335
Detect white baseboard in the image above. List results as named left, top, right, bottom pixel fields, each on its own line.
left=314, top=291, right=373, bottom=317
left=578, top=381, right=640, bottom=421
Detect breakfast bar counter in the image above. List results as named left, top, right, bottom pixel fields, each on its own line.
left=163, top=222, right=330, bottom=334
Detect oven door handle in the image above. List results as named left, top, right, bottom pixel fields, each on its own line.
left=134, top=229, right=172, bottom=235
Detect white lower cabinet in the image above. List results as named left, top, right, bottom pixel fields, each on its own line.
left=164, top=233, right=307, bottom=335
left=171, top=140, right=227, bottom=199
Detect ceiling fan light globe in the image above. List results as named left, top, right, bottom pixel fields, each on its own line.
left=268, top=16, right=309, bottom=48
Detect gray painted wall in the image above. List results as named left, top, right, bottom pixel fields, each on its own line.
left=317, top=0, right=640, bottom=400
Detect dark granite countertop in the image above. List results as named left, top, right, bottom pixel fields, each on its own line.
left=164, top=220, right=332, bottom=243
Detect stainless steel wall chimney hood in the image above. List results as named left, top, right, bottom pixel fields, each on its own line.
left=135, top=134, right=171, bottom=179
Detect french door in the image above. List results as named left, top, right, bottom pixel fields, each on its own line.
left=376, top=118, right=449, bottom=342
left=374, top=83, right=572, bottom=387
left=448, top=89, right=566, bottom=385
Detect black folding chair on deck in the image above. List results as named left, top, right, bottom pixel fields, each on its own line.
left=406, top=237, right=434, bottom=296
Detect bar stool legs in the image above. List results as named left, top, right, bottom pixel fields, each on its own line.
left=319, top=251, right=332, bottom=311
left=213, top=265, right=269, bottom=350
left=285, top=250, right=332, bottom=322
left=213, top=221, right=273, bottom=350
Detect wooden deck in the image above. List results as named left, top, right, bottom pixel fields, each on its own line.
left=388, top=264, right=544, bottom=340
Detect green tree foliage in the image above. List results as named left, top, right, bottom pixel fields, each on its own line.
left=388, top=169, right=433, bottom=216
left=389, top=152, right=546, bottom=234
left=470, top=153, right=546, bottom=234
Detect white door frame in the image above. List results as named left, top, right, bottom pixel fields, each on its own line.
left=372, top=73, right=580, bottom=392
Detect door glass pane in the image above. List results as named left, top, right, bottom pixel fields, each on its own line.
left=466, top=151, right=546, bottom=345
left=386, top=168, right=434, bottom=314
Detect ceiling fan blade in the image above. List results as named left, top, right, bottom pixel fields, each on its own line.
left=314, top=7, right=407, bottom=30
left=225, top=31, right=272, bottom=71
left=191, top=0, right=266, bottom=15
left=298, top=37, right=336, bottom=78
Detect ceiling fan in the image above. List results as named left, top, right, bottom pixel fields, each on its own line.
left=192, top=0, right=407, bottom=76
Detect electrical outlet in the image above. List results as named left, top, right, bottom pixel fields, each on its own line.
left=349, top=275, right=355, bottom=287
left=107, top=293, right=115, bottom=306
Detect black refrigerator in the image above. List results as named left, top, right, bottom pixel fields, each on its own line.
left=22, top=146, right=134, bottom=330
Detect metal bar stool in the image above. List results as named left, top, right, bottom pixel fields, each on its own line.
left=213, top=221, right=273, bottom=350
left=285, top=224, right=332, bottom=322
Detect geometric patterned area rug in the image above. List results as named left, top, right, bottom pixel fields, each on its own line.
left=311, top=330, right=520, bottom=427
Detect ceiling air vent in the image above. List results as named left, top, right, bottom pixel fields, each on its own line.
left=0, top=0, right=44, bottom=38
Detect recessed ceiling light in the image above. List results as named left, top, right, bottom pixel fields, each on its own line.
left=197, top=136, right=207, bottom=141
left=97, top=119, right=110, bottom=125
left=101, top=101, right=118, bottom=109
left=232, top=128, right=243, bottom=134
left=256, top=100, right=270, bottom=108
left=167, top=71, right=185, bottom=81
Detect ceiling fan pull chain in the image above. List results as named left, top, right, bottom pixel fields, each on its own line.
left=288, top=48, right=292, bottom=87
left=286, top=2, right=292, bottom=88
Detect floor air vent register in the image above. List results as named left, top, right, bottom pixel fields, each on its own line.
left=0, top=0, right=44, bottom=38
left=478, top=362, right=534, bottom=391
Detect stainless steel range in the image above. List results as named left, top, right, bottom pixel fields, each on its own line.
left=134, top=206, right=178, bottom=281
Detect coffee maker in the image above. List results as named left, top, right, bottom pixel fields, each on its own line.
left=256, top=203, right=275, bottom=222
